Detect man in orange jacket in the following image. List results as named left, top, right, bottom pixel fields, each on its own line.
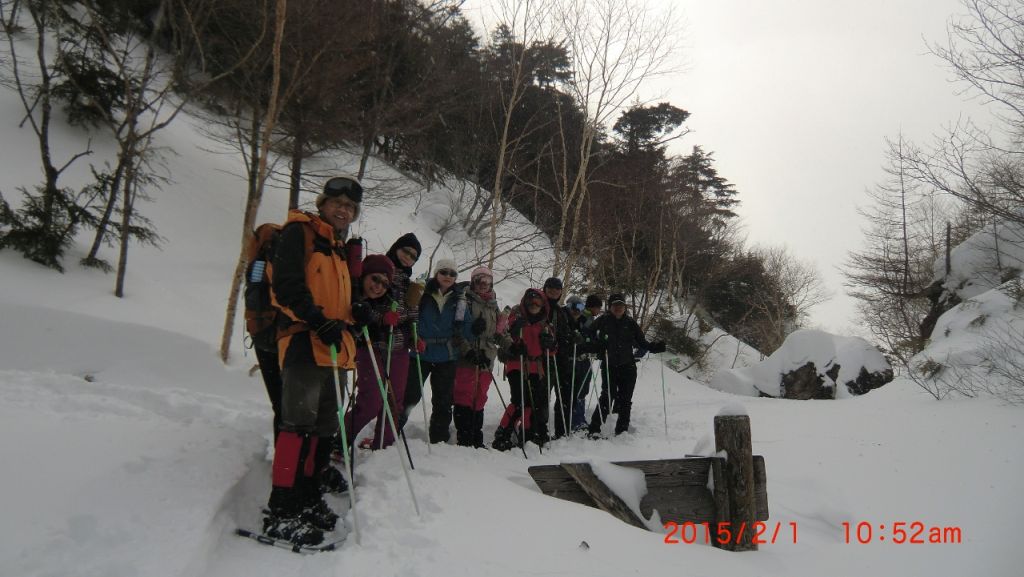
left=263, top=175, right=362, bottom=546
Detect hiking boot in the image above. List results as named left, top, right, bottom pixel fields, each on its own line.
left=302, top=498, right=339, bottom=532
left=262, top=512, right=325, bottom=546
left=491, top=426, right=513, bottom=452
left=320, top=465, right=349, bottom=494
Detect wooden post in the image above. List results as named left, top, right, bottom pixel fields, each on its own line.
left=714, top=415, right=757, bottom=551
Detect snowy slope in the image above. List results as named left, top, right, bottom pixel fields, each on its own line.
left=2, top=48, right=1023, bottom=577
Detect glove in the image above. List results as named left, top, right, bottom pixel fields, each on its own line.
left=648, top=341, right=667, bottom=354
left=509, top=340, right=526, bottom=357
left=539, top=332, right=556, bottom=351
left=452, top=332, right=466, bottom=350
left=464, top=350, right=480, bottom=365
left=471, top=316, right=487, bottom=336
left=314, top=318, right=346, bottom=350
left=351, top=301, right=372, bottom=327
left=414, top=338, right=427, bottom=354
left=382, top=310, right=400, bottom=327
left=476, top=351, right=492, bottom=369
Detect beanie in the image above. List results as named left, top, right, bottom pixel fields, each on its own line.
left=387, top=232, right=422, bottom=271
left=390, top=232, right=421, bottom=256
left=543, top=277, right=563, bottom=290
left=433, top=258, right=458, bottom=277
left=608, top=293, right=626, bottom=306
left=471, top=266, right=493, bottom=281
left=316, top=174, right=363, bottom=208
left=585, top=294, right=603, bottom=309
left=361, top=254, right=395, bottom=279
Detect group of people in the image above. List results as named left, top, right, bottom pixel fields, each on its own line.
left=255, top=175, right=666, bottom=546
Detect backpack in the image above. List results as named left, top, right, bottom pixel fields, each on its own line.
left=243, top=222, right=313, bottom=352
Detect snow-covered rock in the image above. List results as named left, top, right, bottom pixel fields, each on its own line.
left=708, top=329, right=892, bottom=398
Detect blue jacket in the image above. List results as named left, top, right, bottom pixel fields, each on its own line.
left=414, top=278, right=462, bottom=363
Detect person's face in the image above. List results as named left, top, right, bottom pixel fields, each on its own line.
left=544, top=286, right=562, bottom=301
left=473, top=275, right=493, bottom=295
left=397, top=246, right=418, bottom=268
left=320, top=196, right=358, bottom=232
left=436, top=267, right=457, bottom=290
left=610, top=303, right=626, bottom=318
left=363, top=272, right=390, bottom=299
left=568, top=302, right=583, bottom=318
left=526, top=298, right=543, bottom=315
left=587, top=306, right=602, bottom=317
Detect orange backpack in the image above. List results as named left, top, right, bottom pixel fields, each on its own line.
left=243, top=222, right=312, bottom=352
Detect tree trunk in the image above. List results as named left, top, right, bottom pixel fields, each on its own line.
left=288, top=119, right=305, bottom=209
left=219, top=0, right=287, bottom=362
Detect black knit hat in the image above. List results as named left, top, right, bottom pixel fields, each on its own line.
left=543, top=277, right=563, bottom=290
left=585, top=294, right=603, bottom=309
left=389, top=232, right=421, bottom=258
left=608, top=293, right=626, bottom=306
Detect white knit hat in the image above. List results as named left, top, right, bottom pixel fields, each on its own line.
left=433, top=258, right=458, bottom=277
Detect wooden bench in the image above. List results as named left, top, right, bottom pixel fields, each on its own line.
left=528, top=415, right=767, bottom=551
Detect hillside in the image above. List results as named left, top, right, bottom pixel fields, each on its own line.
left=1, top=54, right=1022, bottom=577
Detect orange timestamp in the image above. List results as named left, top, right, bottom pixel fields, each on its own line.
left=663, top=521, right=798, bottom=545
left=841, top=521, right=963, bottom=544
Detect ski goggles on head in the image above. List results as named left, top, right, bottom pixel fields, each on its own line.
left=571, top=302, right=585, bottom=311
left=323, top=177, right=363, bottom=201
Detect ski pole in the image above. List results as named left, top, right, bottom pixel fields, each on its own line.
left=569, top=342, right=577, bottom=435
left=362, top=326, right=421, bottom=517
left=331, top=345, right=360, bottom=545
left=519, top=353, right=527, bottom=452
left=381, top=301, right=414, bottom=460
left=660, top=355, right=668, bottom=437
left=528, top=356, right=542, bottom=455
left=411, top=322, right=431, bottom=454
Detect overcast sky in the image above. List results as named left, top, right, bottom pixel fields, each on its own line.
left=462, top=0, right=994, bottom=335
left=656, top=0, right=995, bottom=334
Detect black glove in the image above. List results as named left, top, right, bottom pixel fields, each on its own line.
left=509, top=340, right=526, bottom=357
left=539, top=332, right=556, bottom=351
left=314, top=318, right=347, bottom=350
left=464, top=349, right=479, bottom=365
left=471, top=316, right=487, bottom=336
left=648, top=341, right=667, bottom=354
left=476, top=352, right=492, bottom=369
left=351, top=301, right=372, bottom=327
left=452, top=333, right=466, bottom=350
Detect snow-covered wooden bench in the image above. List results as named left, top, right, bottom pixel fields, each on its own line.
left=528, top=415, right=768, bottom=551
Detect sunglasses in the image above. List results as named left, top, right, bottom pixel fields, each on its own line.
left=324, top=177, right=363, bottom=198
left=368, top=274, right=391, bottom=288
left=438, top=269, right=458, bottom=278
left=572, top=302, right=585, bottom=311
left=473, top=276, right=492, bottom=285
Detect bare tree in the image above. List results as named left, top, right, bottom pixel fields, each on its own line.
left=549, top=0, right=679, bottom=283
left=483, top=0, right=556, bottom=267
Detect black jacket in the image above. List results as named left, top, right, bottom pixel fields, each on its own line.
left=590, top=313, right=653, bottom=367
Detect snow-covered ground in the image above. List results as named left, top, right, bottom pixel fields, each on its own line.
left=2, top=52, right=1022, bottom=577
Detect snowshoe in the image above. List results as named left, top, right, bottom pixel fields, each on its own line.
left=236, top=528, right=344, bottom=554
left=261, top=512, right=324, bottom=546
left=491, top=426, right=514, bottom=452
left=302, top=498, right=339, bottom=532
